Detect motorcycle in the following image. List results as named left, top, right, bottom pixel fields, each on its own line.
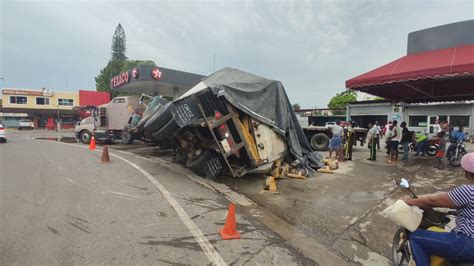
left=447, top=140, right=467, bottom=167
left=398, top=141, right=438, bottom=156
left=390, top=178, right=472, bottom=266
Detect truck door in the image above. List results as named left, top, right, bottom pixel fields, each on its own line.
left=107, top=97, right=129, bottom=130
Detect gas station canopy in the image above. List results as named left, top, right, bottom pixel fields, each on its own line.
left=110, top=64, right=205, bottom=99
left=346, top=45, right=474, bottom=103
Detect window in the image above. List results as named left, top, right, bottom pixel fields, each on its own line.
left=450, top=116, right=470, bottom=127
left=409, top=116, right=428, bottom=127
left=9, top=96, right=27, bottom=104
left=58, top=98, right=74, bottom=106
left=112, top=98, right=125, bottom=103
left=36, top=97, right=50, bottom=105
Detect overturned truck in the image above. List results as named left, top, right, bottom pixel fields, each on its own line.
left=143, top=68, right=324, bottom=178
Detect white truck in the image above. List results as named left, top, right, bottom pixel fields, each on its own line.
left=75, top=96, right=145, bottom=144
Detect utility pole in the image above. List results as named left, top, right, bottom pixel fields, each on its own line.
left=213, top=54, right=216, bottom=72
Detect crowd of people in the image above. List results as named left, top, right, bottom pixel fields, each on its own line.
left=327, top=119, right=468, bottom=166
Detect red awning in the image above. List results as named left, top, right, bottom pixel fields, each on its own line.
left=346, top=45, right=474, bottom=103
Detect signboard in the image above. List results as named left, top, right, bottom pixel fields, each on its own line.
left=110, top=71, right=130, bottom=88
left=0, top=112, right=28, bottom=117
left=2, top=89, right=52, bottom=96
left=391, top=113, right=402, bottom=122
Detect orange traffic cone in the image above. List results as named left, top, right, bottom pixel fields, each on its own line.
left=219, top=203, right=240, bottom=240
left=89, top=135, right=96, bottom=150
left=101, top=145, right=111, bottom=163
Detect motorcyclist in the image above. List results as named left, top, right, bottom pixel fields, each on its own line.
left=404, top=152, right=474, bottom=265
left=447, top=126, right=467, bottom=156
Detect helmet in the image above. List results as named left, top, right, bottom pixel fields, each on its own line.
left=461, top=152, right=474, bottom=173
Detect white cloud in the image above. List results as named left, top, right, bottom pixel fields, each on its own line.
left=1, top=0, right=473, bottom=107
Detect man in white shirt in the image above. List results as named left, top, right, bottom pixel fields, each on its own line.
left=387, top=120, right=400, bottom=163
left=328, top=121, right=344, bottom=160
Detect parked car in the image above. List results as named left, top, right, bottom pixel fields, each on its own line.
left=18, top=119, right=35, bottom=130
left=0, top=123, right=6, bottom=143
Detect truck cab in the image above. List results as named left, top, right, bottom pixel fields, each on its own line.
left=75, top=96, right=144, bottom=144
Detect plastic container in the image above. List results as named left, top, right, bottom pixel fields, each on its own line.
left=381, top=199, right=423, bottom=232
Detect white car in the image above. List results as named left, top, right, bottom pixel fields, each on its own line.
left=18, top=119, right=35, bottom=130
left=0, top=124, right=6, bottom=143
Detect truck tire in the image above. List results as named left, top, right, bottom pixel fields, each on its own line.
left=121, top=125, right=135, bottom=144
left=152, top=119, right=179, bottom=142
left=80, top=130, right=92, bottom=144
left=144, top=103, right=173, bottom=135
left=186, top=149, right=215, bottom=177
left=310, top=133, right=330, bottom=151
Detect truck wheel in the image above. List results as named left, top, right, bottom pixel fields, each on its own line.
left=310, top=133, right=330, bottom=151
left=186, top=149, right=215, bottom=177
left=121, top=125, right=135, bottom=144
left=80, top=130, right=92, bottom=144
left=152, top=119, right=179, bottom=142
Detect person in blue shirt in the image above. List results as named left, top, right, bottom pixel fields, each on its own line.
left=452, top=126, right=466, bottom=142
left=405, top=152, right=474, bottom=265
left=447, top=126, right=467, bottom=157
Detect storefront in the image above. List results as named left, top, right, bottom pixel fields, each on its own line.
left=347, top=100, right=474, bottom=133
left=346, top=20, right=474, bottom=136
left=0, top=88, right=80, bottom=128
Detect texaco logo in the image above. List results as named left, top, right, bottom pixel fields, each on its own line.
left=151, top=68, right=162, bottom=80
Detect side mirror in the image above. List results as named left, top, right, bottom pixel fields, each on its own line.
left=395, top=177, right=410, bottom=189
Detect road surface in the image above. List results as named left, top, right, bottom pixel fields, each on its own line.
left=0, top=133, right=313, bottom=265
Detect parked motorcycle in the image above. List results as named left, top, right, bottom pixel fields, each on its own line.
left=447, top=140, right=467, bottom=167
left=398, top=141, right=438, bottom=156
left=389, top=178, right=473, bottom=266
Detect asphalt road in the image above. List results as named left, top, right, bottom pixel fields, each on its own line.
left=0, top=132, right=313, bottom=265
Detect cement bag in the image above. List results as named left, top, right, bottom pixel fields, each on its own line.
left=381, top=200, right=423, bottom=232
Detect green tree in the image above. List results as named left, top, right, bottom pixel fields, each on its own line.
left=292, top=103, right=301, bottom=111
left=328, top=90, right=357, bottom=114
left=111, top=23, right=127, bottom=61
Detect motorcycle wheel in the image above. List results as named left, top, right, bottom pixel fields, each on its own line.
left=392, top=228, right=410, bottom=266
left=449, top=149, right=467, bottom=167
left=426, top=144, right=438, bottom=157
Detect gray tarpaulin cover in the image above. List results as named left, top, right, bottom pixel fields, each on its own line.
left=199, top=68, right=325, bottom=175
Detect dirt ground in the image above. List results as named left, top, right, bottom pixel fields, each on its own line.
left=217, top=145, right=470, bottom=265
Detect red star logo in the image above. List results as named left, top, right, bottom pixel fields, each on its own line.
left=152, top=68, right=162, bottom=80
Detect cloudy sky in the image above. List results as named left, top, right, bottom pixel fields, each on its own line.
left=1, top=0, right=472, bottom=107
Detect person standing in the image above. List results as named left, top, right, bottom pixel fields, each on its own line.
left=328, top=121, right=344, bottom=161
left=367, top=123, right=377, bottom=160
left=388, top=120, right=400, bottom=163
left=344, top=121, right=355, bottom=160
left=375, top=121, right=381, bottom=150
left=436, top=131, right=447, bottom=168
left=384, top=121, right=393, bottom=155
left=401, top=122, right=410, bottom=161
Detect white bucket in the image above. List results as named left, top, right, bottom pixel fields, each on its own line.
left=381, top=200, right=423, bottom=232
